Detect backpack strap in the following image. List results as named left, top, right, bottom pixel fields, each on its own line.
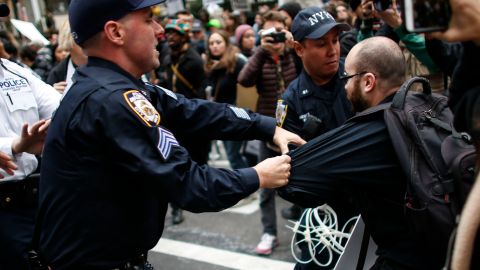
left=391, top=76, right=432, bottom=109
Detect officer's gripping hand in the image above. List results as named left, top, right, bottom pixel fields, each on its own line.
left=0, top=151, right=16, bottom=179
left=11, top=119, right=51, bottom=155
left=272, top=126, right=306, bottom=154
left=254, top=155, right=291, bottom=189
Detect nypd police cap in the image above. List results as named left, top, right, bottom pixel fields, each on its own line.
left=69, top=0, right=164, bottom=45
left=291, top=6, right=350, bottom=42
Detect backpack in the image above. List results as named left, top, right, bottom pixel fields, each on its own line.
left=380, top=77, right=476, bottom=258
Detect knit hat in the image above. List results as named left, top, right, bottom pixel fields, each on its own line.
left=235, top=24, right=253, bottom=45
left=165, top=19, right=191, bottom=35
left=278, top=2, right=302, bottom=20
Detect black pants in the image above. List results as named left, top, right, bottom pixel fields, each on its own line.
left=0, top=176, right=39, bottom=270
left=0, top=205, right=36, bottom=270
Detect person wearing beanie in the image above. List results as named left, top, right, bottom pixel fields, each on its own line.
left=278, top=2, right=302, bottom=30
left=235, top=24, right=255, bottom=57
left=279, top=2, right=304, bottom=85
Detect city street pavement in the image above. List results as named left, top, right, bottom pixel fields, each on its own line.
left=147, top=141, right=298, bottom=270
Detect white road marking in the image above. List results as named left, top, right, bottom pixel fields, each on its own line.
left=223, top=196, right=259, bottom=215
left=152, top=238, right=295, bottom=270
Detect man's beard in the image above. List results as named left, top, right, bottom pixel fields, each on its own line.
left=350, top=79, right=370, bottom=112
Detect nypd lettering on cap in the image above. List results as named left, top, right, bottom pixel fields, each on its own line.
left=308, top=10, right=335, bottom=26
left=157, top=127, right=179, bottom=160
left=229, top=106, right=251, bottom=121
left=123, top=90, right=161, bottom=127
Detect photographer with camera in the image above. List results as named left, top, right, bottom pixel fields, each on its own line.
left=238, top=10, right=298, bottom=256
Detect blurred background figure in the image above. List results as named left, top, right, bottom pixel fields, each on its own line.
left=191, top=19, right=206, bottom=55
left=164, top=18, right=210, bottom=225
left=278, top=2, right=302, bottom=31
left=238, top=10, right=297, bottom=256
left=235, top=24, right=256, bottom=57
left=46, top=19, right=88, bottom=94
left=203, top=30, right=249, bottom=170
left=222, top=10, right=240, bottom=45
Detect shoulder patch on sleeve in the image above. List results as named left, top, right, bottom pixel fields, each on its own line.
left=159, top=86, right=178, bottom=100
left=157, top=127, right=179, bottom=160
left=276, top=100, right=288, bottom=127
left=229, top=106, right=251, bottom=121
left=123, top=90, right=161, bottom=127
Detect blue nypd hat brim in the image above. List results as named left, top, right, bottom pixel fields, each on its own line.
left=303, top=22, right=351, bottom=40
left=135, top=0, right=165, bottom=10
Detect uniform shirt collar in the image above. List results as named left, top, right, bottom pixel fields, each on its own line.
left=87, top=57, right=146, bottom=90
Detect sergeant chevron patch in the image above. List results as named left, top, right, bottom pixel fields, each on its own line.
left=123, top=90, right=161, bottom=127
left=157, top=127, right=179, bottom=160
left=229, top=106, right=251, bottom=120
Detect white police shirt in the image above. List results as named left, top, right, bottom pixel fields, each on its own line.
left=0, top=59, right=61, bottom=181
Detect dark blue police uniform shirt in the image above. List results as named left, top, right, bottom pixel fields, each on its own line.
left=38, top=57, right=277, bottom=269
left=278, top=61, right=353, bottom=139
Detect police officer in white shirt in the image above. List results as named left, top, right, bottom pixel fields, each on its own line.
left=0, top=4, right=61, bottom=269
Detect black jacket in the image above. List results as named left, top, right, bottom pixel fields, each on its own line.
left=46, top=56, right=69, bottom=85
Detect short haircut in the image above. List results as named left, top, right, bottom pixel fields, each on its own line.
left=261, top=11, right=286, bottom=28
left=352, top=37, right=406, bottom=89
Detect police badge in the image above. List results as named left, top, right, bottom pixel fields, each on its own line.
left=123, top=90, right=161, bottom=127
left=276, top=100, right=288, bottom=127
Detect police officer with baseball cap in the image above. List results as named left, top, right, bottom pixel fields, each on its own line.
left=278, top=7, right=353, bottom=139
left=34, top=0, right=305, bottom=269
left=276, top=6, right=357, bottom=269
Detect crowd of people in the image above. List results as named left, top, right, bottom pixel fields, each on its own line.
left=0, top=0, right=479, bottom=269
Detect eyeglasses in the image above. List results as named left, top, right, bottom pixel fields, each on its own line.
left=339, top=71, right=368, bottom=81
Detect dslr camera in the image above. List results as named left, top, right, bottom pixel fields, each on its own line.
left=261, top=27, right=287, bottom=43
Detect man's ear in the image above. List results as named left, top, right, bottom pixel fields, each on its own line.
left=363, top=72, right=376, bottom=93
left=293, top=41, right=304, bottom=58
left=104, top=21, right=125, bottom=45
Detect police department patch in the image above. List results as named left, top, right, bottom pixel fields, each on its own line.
left=276, top=100, right=288, bottom=127
left=157, top=127, right=179, bottom=160
left=123, top=90, right=161, bottom=127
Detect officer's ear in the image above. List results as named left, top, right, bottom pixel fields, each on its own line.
left=293, top=41, right=304, bottom=58
left=104, top=21, right=126, bottom=45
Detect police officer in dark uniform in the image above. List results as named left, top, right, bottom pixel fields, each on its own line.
left=277, top=7, right=353, bottom=141
left=275, top=7, right=357, bottom=269
left=35, top=0, right=305, bottom=269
